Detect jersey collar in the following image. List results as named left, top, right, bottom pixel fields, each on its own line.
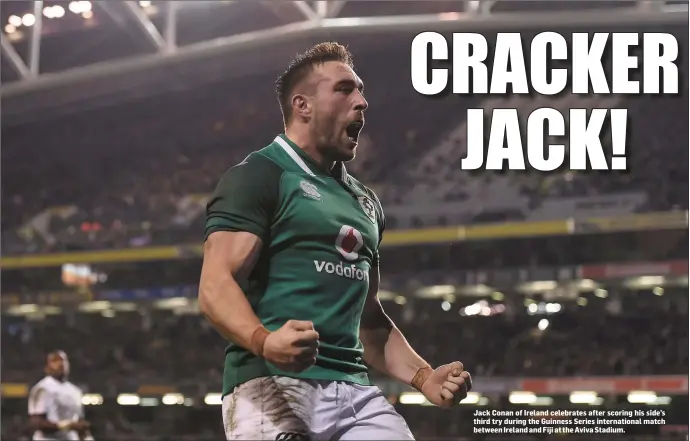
left=275, top=134, right=349, bottom=182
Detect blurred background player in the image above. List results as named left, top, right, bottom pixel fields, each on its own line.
left=28, top=351, right=92, bottom=441
left=200, top=42, right=471, bottom=440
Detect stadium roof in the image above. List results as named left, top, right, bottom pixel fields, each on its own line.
left=0, top=0, right=686, bottom=120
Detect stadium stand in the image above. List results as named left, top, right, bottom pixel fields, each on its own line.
left=3, top=289, right=688, bottom=385
left=2, top=286, right=689, bottom=440
left=2, top=72, right=688, bottom=251
left=2, top=26, right=688, bottom=251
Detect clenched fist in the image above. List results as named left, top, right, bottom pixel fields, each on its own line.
left=421, top=362, right=473, bottom=408
left=263, top=320, right=320, bottom=372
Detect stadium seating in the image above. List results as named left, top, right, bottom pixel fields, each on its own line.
left=2, top=31, right=688, bottom=253
left=3, top=288, right=687, bottom=385
left=2, top=288, right=687, bottom=440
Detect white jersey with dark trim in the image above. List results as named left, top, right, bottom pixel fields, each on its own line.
left=28, top=376, right=83, bottom=441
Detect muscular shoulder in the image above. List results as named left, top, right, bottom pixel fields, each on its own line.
left=28, top=378, right=54, bottom=410
left=214, top=151, right=284, bottom=195
left=29, top=384, right=48, bottom=401
left=206, top=151, right=285, bottom=241
left=32, top=377, right=57, bottom=393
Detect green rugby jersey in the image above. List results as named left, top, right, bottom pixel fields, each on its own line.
left=205, top=134, right=385, bottom=396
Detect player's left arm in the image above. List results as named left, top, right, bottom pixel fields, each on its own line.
left=359, top=192, right=472, bottom=407
left=76, top=389, right=93, bottom=441
left=74, top=386, right=94, bottom=441
left=359, top=265, right=429, bottom=385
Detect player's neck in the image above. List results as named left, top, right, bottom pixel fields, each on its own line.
left=284, top=128, right=335, bottom=173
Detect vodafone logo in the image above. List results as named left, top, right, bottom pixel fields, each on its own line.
left=335, top=225, right=363, bottom=261
left=313, top=225, right=368, bottom=282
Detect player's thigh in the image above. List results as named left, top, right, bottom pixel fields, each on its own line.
left=222, top=376, right=313, bottom=440
left=336, top=384, right=415, bottom=441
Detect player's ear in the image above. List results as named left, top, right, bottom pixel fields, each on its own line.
left=291, top=94, right=311, bottom=119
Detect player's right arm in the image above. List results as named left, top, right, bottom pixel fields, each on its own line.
left=199, top=155, right=319, bottom=372
left=199, top=230, right=264, bottom=351
left=28, top=386, right=60, bottom=433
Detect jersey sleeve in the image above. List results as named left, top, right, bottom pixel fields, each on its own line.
left=28, top=386, right=49, bottom=416
left=205, top=154, right=283, bottom=242
left=76, top=389, right=85, bottom=418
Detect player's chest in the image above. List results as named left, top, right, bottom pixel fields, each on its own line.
left=275, top=174, right=379, bottom=245
left=51, top=387, right=81, bottom=413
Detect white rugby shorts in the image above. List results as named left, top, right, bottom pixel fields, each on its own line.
left=222, top=376, right=414, bottom=441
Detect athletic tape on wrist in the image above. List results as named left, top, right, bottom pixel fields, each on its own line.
left=411, top=366, right=433, bottom=392
left=250, top=326, right=270, bottom=358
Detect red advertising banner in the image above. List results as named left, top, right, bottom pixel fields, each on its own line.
left=580, top=260, right=689, bottom=279
left=520, top=375, right=688, bottom=394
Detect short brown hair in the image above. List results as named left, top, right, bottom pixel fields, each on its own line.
left=276, top=42, right=354, bottom=125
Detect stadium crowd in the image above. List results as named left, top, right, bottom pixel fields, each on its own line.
left=2, top=288, right=687, bottom=440
left=3, top=289, right=687, bottom=388
left=2, top=30, right=688, bottom=254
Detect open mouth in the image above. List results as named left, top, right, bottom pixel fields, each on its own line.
left=346, top=120, right=364, bottom=142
